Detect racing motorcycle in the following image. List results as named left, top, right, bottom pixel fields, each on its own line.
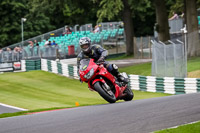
left=79, top=58, right=134, bottom=103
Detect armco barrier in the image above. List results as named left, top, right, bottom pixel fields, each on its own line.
left=21, top=59, right=200, bottom=94
left=21, top=60, right=41, bottom=71
left=129, top=75, right=200, bottom=94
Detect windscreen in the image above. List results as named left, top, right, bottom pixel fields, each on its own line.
left=79, top=59, right=90, bottom=71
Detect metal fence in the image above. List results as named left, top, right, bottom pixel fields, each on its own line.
left=154, top=18, right=184, bottom=37
left=151, top=39, right=187, bottom=78
left=98, top=21, right=123, bottom=31
left=3, top=27, right=66, bottom=51
left=1, top=22, right=126, bottom=62
left=79, top=24, right=93, bottom=31
left=0, top=45, right=77, bottom=63
left=0, top=50, right=22, bottom=63
left=169, top=18, right=184, bottom=33
left=134, top=36, right=154, bottom=59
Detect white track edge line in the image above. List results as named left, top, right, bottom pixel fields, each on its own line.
left=152, top=120, right=200, bottom=133
left=0, top=103, right=28, bottom=111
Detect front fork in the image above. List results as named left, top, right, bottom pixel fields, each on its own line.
left=91, top=77, right=127, bottom=99
left=91, top=78, right=113, bottom=96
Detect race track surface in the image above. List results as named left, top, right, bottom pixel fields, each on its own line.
left=0, top=105, right=22, bottom=114
left=0, top=93, right=200, bottom=133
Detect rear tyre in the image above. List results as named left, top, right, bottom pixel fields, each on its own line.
left=123, top=87, right=134, bottom=101
left=94, top=82, right=116, bottom=103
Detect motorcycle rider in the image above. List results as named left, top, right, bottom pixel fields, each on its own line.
left=77, top=37, right=128, bottom=84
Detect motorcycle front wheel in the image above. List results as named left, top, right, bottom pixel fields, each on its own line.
left=94, top=82, right=116, bottom=103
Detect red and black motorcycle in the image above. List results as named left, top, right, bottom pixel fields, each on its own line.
left=79, top=58, right=134, bottom=103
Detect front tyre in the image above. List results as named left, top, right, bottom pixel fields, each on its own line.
left=94, top=82, right=116, bottom=103
left=123, top=87, right=134, bottom=101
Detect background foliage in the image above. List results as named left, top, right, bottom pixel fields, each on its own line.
left=0, top=0, right=200, bottom=48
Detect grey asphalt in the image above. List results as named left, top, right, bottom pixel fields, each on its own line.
left=109, top=58, right=152, bottom=67
left=0, top=105, right=22, bottom=114
left=0, top=93, right=200, bottom=133
left=60, top=58, right=152, bottom=67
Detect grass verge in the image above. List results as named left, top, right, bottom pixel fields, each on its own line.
left=118, top=57, right=200, bottom=77
left=187, top=57, right=200, bottom=72
left=107, top=54, right=134, bottom=61
left=0, top=71, right=171, bottom=118
left=119, top=62, right=151, bottom=76
left=188, top=70, right=200, bottom=78
left=155, top=121, right=200, bottom=133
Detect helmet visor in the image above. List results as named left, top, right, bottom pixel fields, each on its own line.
left=80, top=44, right=89, bottom=50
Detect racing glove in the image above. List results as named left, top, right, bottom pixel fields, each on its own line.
left=97, top=56, right=105, bottom=63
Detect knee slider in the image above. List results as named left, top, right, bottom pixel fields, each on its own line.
left=112, top=64, right=118, bottom=70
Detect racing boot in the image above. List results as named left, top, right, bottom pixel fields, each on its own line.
left=111, top=64, right=128, bottom=84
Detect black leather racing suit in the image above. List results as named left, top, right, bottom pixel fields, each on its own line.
left=77, top=44, right=114, bottom=77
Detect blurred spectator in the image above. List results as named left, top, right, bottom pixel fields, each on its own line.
left=93, top=25, right=100, bottom=33
left=169, top=12, right=179, bottom=20
left=34, top=40, right=39, bottom=46
left=18, top=47, right=23, bottom=60
left=52, top=40, right=56, bottom=45
left=6, top=47, right=11, bottom=51
left=55, top=43, right=60, bottom=59
left=180, top=12, right=184, bottom=18
left=28, top=41, right=34, bottom=47
left=34, top=40, right=39, bottom=56
left=119, top=22, right=124, bottom=28
left=48, top=41, right=52, bottom=46
left=29, top=41, right=34, bottom=56
left=6, top=47, right=12, bottom=61
left=13, top=47, right=19, bottom=61
left=63, top=26, right=72, bottom=35
left=45, top=39, right=49, bottom=46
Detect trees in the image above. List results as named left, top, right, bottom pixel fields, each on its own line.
left=185, top=0, right=200, bottom=57
left=95, top=0, right=155, bottom=55
left=0, top=0, right=56, bottom=47
left=170, top=0, right=200, bottom=57
left=1, top=0, right=199, bottom=58
left=62, top=0, right=98, bottom=25
left=24, top=0, right=55, bottom=40
left=0, top=0, right=98, bottom=47
left=153, top=0, right=170, bottom=42
left=95, top=0, right=134, bottom=56
left=122, top=0, right=134, bottom=56
left=0, top=0, right=27, bottom=47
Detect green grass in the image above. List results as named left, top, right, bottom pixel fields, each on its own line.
left=155, top=121, right=200, bottom=133
left=0, top=71, right=106, bottom=110
left=107, top=54, right=134, bottom=61
left=0, top=90, right=170, bottom=118
left=119, top=62, right=151, bottom=76
left=0, top=56, right=198, bottom=119
left=187, top=57, right=200, bottom=72
left=0, top=71, right=171, bottom=118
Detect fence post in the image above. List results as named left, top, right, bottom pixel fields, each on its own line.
left=154, top=41, right=158, bottom=75
left=133, top=37, right=136, bottom=58
left=116, top=36, right=118, bottom=54
left=171, top=41, right=177, bottom=76
left=140, top=37, right=143, bottom=59
left=148, top=36, right=151, bottom=59
left=177, top=39, right=187, bottom=78
left=159, top=41, right=166, bottom=76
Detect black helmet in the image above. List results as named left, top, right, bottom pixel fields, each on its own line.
left=79, top=37, right=91, bottom=54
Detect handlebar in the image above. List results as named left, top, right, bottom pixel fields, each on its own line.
left=96, top=61, right=104, bottom=65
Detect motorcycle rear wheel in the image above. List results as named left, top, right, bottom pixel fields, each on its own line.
left=94, top=82, right=116, bottom=103
left=123, top=87, right=134, bottom=101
